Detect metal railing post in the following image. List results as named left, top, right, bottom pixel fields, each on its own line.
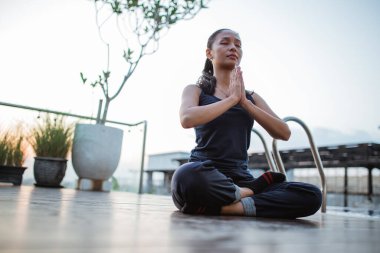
left=272, top=116, right=327, bottom=212
left=272, top=139, right=287, bottom=175
left=138, top=120, right=147, bottom=194
left=251, top=128, right=277, bottom=172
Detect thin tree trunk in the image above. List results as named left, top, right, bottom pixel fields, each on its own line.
left=100, top=98, right=111, bottom=125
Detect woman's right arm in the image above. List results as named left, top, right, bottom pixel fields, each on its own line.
left=179, top=85, right=239, bottom=128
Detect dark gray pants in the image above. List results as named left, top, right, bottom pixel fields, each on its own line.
left=171, top=161, right=322, bottom=218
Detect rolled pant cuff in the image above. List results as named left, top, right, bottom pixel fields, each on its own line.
left=241, top=197, right=256, bottom=216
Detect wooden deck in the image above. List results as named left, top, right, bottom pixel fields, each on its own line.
left=1, top=185, right=379, bottom=253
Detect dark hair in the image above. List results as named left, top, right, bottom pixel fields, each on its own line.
left=197, top=29, right=232, bottom=95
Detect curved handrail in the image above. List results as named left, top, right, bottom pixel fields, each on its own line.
left=272, top=139, right=286, bottom=175
left=272, top=116, right=327, bottom=213
left=251, top=128, right=277, bottom=172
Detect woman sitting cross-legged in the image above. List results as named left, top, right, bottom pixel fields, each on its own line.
left=171, top=28, right=322, bottom=219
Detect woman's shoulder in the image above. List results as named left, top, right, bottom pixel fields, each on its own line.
left=246, top=89, right=254, bottom=95
left=250, top=91, right=262, bottom=100
left=245, top=90, right=256, bottom=104
left=183, top=84, right=202, bottom=95
left=184, top=84, right=201, bottom=90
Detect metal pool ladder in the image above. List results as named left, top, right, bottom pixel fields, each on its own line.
left=251, top=116, right=327, bottom=213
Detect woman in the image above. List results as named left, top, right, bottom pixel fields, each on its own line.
left=172, top=28, right=322, bottom=218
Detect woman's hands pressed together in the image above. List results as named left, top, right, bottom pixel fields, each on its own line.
left=229, top=66, right=250, bottom=107
left=229, top=66, right=243, bottom=104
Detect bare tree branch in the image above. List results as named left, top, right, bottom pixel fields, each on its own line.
left=82, top=0, right=210, bottom=124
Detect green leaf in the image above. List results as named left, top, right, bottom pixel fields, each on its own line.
left=80, top=72, right=87, bottom=84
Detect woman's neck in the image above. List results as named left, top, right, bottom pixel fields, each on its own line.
left=213, top=68, right=232, bottom=89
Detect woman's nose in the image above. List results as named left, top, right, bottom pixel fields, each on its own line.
left=228, top=44, right=237, bottom=51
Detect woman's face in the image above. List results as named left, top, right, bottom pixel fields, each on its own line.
left=207, top=30, right=242, bottom=70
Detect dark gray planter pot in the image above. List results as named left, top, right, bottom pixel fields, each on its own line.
left=0, top=165, right=27, bottom=185
left=33, top=157, right=67, bottom=187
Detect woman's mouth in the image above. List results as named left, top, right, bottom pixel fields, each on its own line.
left=227, top=55, right=238, bottom=60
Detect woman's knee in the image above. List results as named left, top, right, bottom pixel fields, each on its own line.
left=294, top=182, right=323, bottom=216
left=308, top=184, right=323, bottom=214
left=171, top=161, right=209, bottom=207
left=171, top=161, right=237, bottom=214
left=171, top=161, right=206, bottom=190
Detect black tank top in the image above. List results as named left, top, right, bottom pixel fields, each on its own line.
left=190, top=90, right=255, bottom=170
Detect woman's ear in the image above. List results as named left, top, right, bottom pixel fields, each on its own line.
left=206, top=48, right=213, bottom=60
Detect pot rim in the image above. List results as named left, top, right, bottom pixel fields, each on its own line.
left=74, top=123, right=123, bottom=132
left=0, top=165, right=27, bottom=170
left=34, top=157, right=68, bottom=162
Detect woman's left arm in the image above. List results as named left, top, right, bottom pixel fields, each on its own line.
left=240, top=93, right=291, bottom=140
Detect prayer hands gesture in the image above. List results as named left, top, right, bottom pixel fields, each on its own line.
left=230, top=66, right=249, bottom=106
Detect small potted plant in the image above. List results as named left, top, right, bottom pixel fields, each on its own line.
left=0, top=125, right=27, bottom=185
left=29, top=114, right=74, bottom=187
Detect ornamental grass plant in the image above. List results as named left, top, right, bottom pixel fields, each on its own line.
left=29, top=114, right=74, bottom=159
left=0, top=125, right=25, bottom=167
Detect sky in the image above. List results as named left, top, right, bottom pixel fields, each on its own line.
left=1, top=0, right=380, bottom=169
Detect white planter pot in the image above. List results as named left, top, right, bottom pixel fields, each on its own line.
left=72, top=124, right=123, bottom=180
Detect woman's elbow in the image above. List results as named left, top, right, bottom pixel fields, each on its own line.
left=279, top=127, right=291, bottom=141
left=180, top=115, right=194, bottom=129
left=272, top=126, right=291, bottom=141
left=282, top=128, right=291, bottom=141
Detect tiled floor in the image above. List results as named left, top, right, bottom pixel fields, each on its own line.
left=1, top=185, right=379, bottom=252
